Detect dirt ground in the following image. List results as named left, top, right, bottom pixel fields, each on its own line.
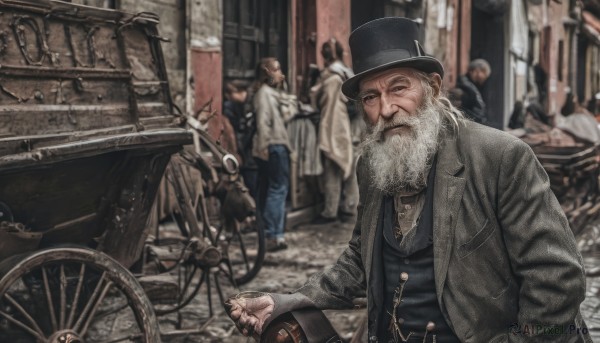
left=155, top=218, right=600, bottom=342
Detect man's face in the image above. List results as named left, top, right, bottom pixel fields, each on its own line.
left=358, top=67, right=436, bottom=138
left=468, top=67, right=489, bottom=86
left=357, top=67, right=443, bottom=193
left=267, top=61, right=285, bottom=86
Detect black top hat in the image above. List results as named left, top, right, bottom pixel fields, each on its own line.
left=342, top=17, right=444, bottom=99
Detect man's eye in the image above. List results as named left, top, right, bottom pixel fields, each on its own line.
left=361, top=95, right=377, bottom=106
left=391, top=86, right=405, bottom=93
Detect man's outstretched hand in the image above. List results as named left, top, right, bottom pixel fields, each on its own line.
left=226, top=293, right=274, bottom=337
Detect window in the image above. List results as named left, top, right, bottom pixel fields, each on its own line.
left=223, top=0, right=288, bottom=83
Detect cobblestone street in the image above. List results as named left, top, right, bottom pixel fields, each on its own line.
left=157, top=219, right=362, bottom=342
left=155, top=218, right=600, bottom=342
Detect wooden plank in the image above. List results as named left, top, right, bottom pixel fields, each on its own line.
left=99, top=151, right=173, bottom=267
left=0, top=0, right=174, bottom=139
left=0, top=105, right=134, bottom=136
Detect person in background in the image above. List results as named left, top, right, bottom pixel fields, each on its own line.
left=508, top=100, right=525, bottom=129
left=310, top=38, right=359, bottom=224
left=223, top=80, right=249, bottom=132
left=561, top=89, right=576, bottom=118
left=455, top=58, right=491, bottom=124
left=223, top=80, right=258, bottom=198
left=228, top=17, right=589, bottom=342
left=252, top=57, right=292, bottom=252
left=592, top=92, right=600, bottom=122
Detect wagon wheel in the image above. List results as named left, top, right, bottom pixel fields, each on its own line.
left=217, top=215, right=265, bottom=286
left=149, top=213, right=265, bottom=319
left=150, top=162, right=239, bottom=319
left=0, top=247, right=160, bottom=343
left=186, top=128, right=266, bottom=285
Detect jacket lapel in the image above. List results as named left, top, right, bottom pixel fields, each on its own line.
left=363, top=183, right=382, bottom=280
left=433, top=128, right=465, bottom=305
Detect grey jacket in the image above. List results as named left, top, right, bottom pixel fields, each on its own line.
left=252, top=84, right=292, bottom=161
left=293, top=119, right=590, bottom=342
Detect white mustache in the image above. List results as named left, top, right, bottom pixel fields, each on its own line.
left=368, top=115, right=419, bottom=141
left=384, top=116, right=418, bottom=130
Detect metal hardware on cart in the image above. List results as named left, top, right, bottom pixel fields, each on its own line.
left=48, top=330, right=83, bottom=343
left=191, top=237, right=221, bottom=268
left=222, top=153, right=239, bottom=175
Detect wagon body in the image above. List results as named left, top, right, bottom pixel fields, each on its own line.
left=532, top=143, right=600, bottom=235
left=0, top=0, right=191, bottom=267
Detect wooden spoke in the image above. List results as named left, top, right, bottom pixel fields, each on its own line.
left=42, top=266, right=59, bottom=332
left=3, top=294, right=45, bottom=338
left=0, top=309, right=45, bottom=341
left=59, top=264, right=66, bottom=329
left=73, top=272, right=107, bottom=333
left=66, top=263, right=86, bottom=329
left=79, top=280, right=114, bottom=338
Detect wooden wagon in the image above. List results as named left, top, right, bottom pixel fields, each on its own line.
left=0, top=1, right=193, bottom=341
left=532, top=143, right=600, bottom=236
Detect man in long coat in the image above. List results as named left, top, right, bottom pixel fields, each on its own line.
left=311, top=38, right=358, bottom=223
left=228, top=17, right=590, bottom=343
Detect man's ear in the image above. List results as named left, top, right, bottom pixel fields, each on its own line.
left=430, top=73, right=442, bottom=97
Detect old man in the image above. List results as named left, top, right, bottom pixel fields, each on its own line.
left=228, top=17, right=589, bottom=343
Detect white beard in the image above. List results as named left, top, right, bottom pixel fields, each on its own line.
left=359, top=99, right=443, bottom=194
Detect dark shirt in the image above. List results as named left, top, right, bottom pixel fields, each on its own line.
left=373, top=159, right=459, bottom=343
left=223, top=99, right=256, bottom=168
left=456, top=75, right=487, bottom=124
left=223, top=100, right=245, bottom=134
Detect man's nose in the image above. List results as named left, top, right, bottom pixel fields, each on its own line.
left=379, top=94, right=398, bottom=120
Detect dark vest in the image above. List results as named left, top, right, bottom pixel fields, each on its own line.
left=368, top=160, right=460, bottom=343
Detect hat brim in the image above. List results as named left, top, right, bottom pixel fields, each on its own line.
left=341, top=57, right=444, bottom=100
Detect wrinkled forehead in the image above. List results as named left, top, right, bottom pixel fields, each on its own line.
left=358, top=67, right=420, bottom=91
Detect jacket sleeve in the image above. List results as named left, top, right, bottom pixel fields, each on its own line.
left=253, top=88, right=276, bottom=153
left=293, top=158, right=368, bottom=309
left=497, top=139, right=586, bottom=337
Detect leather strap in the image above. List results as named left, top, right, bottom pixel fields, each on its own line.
left=290, top=309, right=341, bottom=343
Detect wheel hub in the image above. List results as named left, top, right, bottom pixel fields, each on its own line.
left=48, top=330, right=84, bottom=343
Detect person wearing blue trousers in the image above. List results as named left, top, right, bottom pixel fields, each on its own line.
left=251, top=57, right=294, bottom=252
left=256, top=145, right=290, bottom=251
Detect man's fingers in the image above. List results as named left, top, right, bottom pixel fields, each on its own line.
left=226, top=300, right=242, bottom=319
left=238, top=313, right=254, bottom=327
left=255, top=317, right=266, bottom=335
left=245, top=324, right=255, bottom=338
left=236, top=323, right=248, bottom=337
left=235, top=320, right=251, bottom=337
left=247, top=316, right=258, bottom=329
left=229, top=308, right=242, bottom=320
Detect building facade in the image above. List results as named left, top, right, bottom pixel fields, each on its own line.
left=64, top=0, right=600, bottom=213
left=65, top=0, right=600, bottom=127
